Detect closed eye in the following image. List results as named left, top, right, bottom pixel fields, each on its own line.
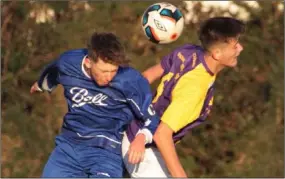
left=101, top=69, right=117, bottom=73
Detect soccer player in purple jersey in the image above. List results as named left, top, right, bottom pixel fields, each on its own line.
left=123, top=17, right=246, bottom=177
left=30, top=32, right=160, bottom=177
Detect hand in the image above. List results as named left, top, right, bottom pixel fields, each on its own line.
left=127, top=133, right=146, bottom=164
left=30, top=82, right=42, bottom=94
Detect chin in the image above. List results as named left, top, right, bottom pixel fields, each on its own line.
left=98, top=82, right=109, bottom=87
left=228, top=59, right=238, bottom=67
left=230, top=62, right=238, bottom=67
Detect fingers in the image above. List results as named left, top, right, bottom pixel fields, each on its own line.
left=30, top=85, right=36, bottom=94
left=140, top=151, right=144, bottom=162
left=30, top=82, right=42, bottom=94
left=128, top=150, right=144, bottom=164
left=129, top=151, right=143, bottom=164
left=127, top=133, right=146, bottom=164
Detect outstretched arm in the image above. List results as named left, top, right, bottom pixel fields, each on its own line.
left=30, top=59, right=59, bottom=94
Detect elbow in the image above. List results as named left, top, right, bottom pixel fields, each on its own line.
left=153, top=131, right=161, bottom=144
left=153, top=125, right=172, bottom=144
left=142, top=72, right=152, bottom=84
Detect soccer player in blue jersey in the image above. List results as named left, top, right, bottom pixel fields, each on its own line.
left=30, top=32, right=160, bottom=177
left=123, top=17, right=245, bottom=177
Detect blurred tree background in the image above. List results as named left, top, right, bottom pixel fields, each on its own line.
left=1, top=1, right=284, bottom=177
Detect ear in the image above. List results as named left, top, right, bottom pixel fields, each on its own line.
left=85, top=57, right=92, bottom=69
left=211, top=48, right=222, bottom=61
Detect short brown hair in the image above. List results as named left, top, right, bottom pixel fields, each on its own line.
left=199, top=17, right=245, bottom=50
left=87, top=32, right=129, bottom=66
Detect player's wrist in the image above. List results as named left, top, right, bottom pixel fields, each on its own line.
left=135, top=133, right=146, bottom=144
left=33, top=82, right=43, bottom=92
left=136, top=128, right=153, bottom=144
left=36, top=84, right=43, bottom=92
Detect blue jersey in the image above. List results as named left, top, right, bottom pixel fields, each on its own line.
left=37, top=49, right=159, bottom=154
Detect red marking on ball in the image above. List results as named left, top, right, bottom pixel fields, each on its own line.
left=150, top=26, right=160, bottom=41
left=171, top=33, right=177, bottom=40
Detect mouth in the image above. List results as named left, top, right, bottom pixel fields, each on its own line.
left=101, top=81, right=110, bottom=86
left=98, top=83, right=109, bottom=87
left=233, top=55, right=239, bottom=60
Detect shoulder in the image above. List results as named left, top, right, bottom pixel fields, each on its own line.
left=57, top=48, right=88, bottom=71
left=58, top=48, right=88, bottom=64
left=115, top=66, right=144, bottom=82
left=163, top=43, right=205, bottom=68
left=171, top=44, right=204, bottom=58
left=112, top=66, right=149, bottom=92
left=162, top=44, right=205, bottom=74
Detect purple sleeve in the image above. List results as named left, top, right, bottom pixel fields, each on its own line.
left=160, top=52, right=174, bottom=74
left=160, top=46, right=184, bottom=74
left=160, top=45, right=196, bottom=74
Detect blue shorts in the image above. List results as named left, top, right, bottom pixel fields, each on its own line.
left=42, top=135, right=123, bottom=178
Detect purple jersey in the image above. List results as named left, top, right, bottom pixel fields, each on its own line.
left=127, top=44, right=216, bottom=144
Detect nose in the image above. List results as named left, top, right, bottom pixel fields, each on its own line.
left=237, top=42, right=243, bottom=52
left=106, top=72, right=113, bottom=82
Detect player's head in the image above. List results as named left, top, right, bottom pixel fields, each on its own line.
left=199, top=17, right=245, bottom=67
left=85, top=32, right=129, bottom=86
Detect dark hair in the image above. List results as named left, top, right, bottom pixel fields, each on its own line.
left=87, top=32, right=129, bottom=66
left=198, top=17, right=245, bottom=50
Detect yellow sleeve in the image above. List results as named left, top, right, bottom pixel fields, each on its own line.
left=161, top=68, right=212, bottom=132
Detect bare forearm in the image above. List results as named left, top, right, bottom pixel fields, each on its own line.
left=157, top=137, right=187, bottom=177
left=142, top=63, right=164, bottom=84
left=154, top=124, right=187, bottom=177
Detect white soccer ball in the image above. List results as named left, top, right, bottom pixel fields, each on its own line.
left=142, top=2, right=184, bottom=44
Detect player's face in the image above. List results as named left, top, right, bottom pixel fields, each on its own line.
left=89, top=58, right=118, bottom=86
left=219, top=38, right=243, bottom=67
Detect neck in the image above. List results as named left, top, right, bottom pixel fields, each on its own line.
left=204, top=53, right=225, bottom=75
left=83, top=58, right=91, bottom=76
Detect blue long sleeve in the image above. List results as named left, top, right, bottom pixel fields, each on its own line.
left=125, top=79, right=160, bottom=135
left=37, top=59, right=59, bottom=92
